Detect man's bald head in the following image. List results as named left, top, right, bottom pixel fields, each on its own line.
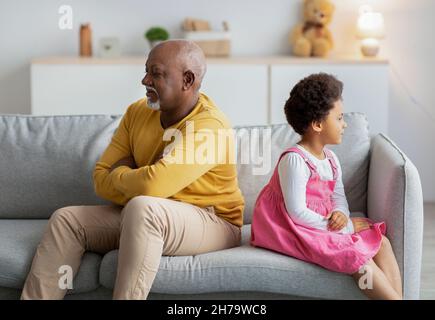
left=150, top=40, right=207, bottom=90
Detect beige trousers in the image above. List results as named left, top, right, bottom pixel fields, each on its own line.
left=20, top=196, right=241, bottom=300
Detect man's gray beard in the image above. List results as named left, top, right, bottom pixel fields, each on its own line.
left=147, top=99, right=161, bottom=111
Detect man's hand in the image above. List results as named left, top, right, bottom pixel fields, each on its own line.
left=351, top=217, right=372, bottom=233
left=155, top=150, right=165, bottom=162
left=109, top=156, right=137, bottom=173
left=326, top=211, right=348, bottom=231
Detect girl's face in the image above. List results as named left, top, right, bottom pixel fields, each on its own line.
left=321, top=99, right=347, bottom=144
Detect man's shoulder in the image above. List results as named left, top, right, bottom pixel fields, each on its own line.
left=122, top=97, right=156, bottom=126
left=192, top=93, right=232, bottom=129
left=126, top=97, right=149, bottom=116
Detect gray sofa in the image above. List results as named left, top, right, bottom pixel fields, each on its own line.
left=0, top=112, right=424, bottom=300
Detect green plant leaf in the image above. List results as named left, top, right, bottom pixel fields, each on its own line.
left=145, top=27, right=170, bottom=41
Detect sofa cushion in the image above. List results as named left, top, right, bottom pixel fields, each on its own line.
left=235, top=112, right=370, bottom=224
left=0, top=219, right=101, bottom=294
left=99, top=224, right=366, bottom=300
left=0, top=115, right=121, bottom=219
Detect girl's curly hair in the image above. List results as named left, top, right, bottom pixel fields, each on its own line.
left=284, top=73, right=343, bottom=135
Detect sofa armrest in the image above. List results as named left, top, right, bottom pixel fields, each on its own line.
left=367, top=134, right=424, bottom=299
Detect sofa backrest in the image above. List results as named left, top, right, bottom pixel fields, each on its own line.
left=0, top=113, right=370, bottom=223
left=0, top=115, right=118, bottom=219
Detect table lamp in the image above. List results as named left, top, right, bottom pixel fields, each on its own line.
left=357, top=5, right=385, bottom=57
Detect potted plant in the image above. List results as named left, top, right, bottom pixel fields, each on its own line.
left=145, top=26, right=169, bottom=48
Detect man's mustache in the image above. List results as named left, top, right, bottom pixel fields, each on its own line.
left=146, top=86, right=158, bottom=95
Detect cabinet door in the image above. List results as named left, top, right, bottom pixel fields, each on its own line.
left=270, top=64, right=389, bottom=134
left=31, top=64, right=145, bottom=115
left=201, top=64, right=269, bottom=126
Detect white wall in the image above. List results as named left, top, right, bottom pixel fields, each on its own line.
left=1, top=0, right=434, bottom=201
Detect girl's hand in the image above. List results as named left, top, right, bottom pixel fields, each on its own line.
left=326, top=211, right=348, bottom=231
left=351, top=217, right=371, bottom=233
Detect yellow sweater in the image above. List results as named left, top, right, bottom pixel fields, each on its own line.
left=93, top=93, right=245, bottom=227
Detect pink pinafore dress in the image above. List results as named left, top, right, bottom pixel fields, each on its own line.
left=251, top=147, right=386, bottom=274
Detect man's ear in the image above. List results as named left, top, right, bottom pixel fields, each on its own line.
left=182, top=70, right=195, bottom=90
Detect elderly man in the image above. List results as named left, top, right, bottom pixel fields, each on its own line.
left=21, top=40, right=244, bottom=300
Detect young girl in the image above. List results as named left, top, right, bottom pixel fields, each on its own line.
left=251, top=73, right=403, bottom=300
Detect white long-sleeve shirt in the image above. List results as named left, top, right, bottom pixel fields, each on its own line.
left=278, top=144, right=354, bottom=234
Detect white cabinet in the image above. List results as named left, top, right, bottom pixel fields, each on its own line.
left=31, top=56, right=389, bottom=132
left=270, top=63, right=389, bottom=134
left=31, top=64, right=145, bottom=115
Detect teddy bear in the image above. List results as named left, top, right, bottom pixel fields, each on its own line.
left=290, top=0, right=335, bottom=57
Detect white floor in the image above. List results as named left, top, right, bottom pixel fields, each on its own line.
left=421, top=203, right=435, bottom=299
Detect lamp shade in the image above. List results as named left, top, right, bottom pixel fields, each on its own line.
left=357, top=9, right=385, bottom=39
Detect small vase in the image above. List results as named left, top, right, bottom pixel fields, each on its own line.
left=80, top=23, right=92, bottom=57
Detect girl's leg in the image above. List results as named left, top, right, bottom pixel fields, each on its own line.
left=352, top=259, right=401, bottom=300
left=372, top=236, right=403, bottom=298
left=372, top=236, right=403, bottom=299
